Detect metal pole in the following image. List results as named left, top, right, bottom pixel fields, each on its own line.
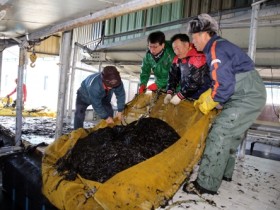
left=55, top=30, right=73, bottom=139
left=73, top=66, right=98, bottom=73
left=0, top=51, right=2, bottom=95
left=14, top=46, right=26, bottom=146
left=240, top=0, right=268, bottom=158
left=251, top=0, right=268, bottom=6
left=66, top=43, right=78, bottom=125
left=248, top=2, right=261, bottom=61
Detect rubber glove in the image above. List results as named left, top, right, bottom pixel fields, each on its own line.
left=147, top=83, right=158, bottom=91
left=194, top=89, right=219, bottom=115
left=170, top=94, right=181, bottom=105
left=199, top=98, right=219, bottom=115
left=194, top=88, right=212, bottom=108
left=138, top=84, right=146, bottom=94
left=164, top=94, right=172, bottom=104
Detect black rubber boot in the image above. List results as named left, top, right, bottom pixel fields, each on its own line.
left=182, top=181, right=217, bottom=195
left=222, top=176, right=232, bottom=182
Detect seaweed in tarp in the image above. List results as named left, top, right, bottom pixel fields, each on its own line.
left=55, top=117, right=180, bottom=183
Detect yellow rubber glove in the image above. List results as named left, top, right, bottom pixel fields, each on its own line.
left=193, top=88, right=212, bottom=108
left=194, top=89, right=219, bottom=115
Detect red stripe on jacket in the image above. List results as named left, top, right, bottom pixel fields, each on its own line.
left=210, top=41, right=219, bottom=99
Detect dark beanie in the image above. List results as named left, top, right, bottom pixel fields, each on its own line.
left=101, top=66, right=121, bottom=87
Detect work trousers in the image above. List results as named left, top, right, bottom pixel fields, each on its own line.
left=196, top=70, right=266, bottom=192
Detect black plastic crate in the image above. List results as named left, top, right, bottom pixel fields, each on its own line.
left=1, top=153, right=57, bottom=210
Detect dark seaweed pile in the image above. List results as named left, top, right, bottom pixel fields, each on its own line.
left=55, top=117, right=180, bottom=183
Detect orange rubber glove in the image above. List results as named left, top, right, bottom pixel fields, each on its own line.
left=138, top=84, right=146, bottom=94
left=147, top=83, right=158, bottom=91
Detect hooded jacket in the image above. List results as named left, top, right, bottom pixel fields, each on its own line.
left=166, top=44, right=211, bottom=100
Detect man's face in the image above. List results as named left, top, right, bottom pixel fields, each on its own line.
left=148, top=42, right=165, bottom=55
left=191, top=32, right=209, bottom=51
left=172, top=39, right=190, bottom=59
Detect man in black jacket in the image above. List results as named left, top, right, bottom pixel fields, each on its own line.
left=164, top=33, right=211, bottom=105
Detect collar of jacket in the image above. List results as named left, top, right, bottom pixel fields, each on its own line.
left=149, top=49, right=164, bottom=62
left=203, top=34, right=220, bottom=53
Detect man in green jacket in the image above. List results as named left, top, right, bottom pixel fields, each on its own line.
left=139, top=31, right=175, bottom=94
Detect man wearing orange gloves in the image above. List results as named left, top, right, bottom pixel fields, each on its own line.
left=138, top=31, right=175, bottom=94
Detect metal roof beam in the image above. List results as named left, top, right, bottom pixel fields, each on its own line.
left=220, top=6, right=280, bottom=23
left=26, top=0, right=175, bottom=41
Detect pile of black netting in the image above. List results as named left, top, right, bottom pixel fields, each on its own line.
left=55, top=117, right=180, bottom=183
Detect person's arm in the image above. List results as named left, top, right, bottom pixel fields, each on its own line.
left=23, top=84, right=27, bottom=102
left=166, top=58, right=179, bottom=94
left=165, top=59, right=182, bottom=105
left=88, top=84, right=110, bottom=119
left=140, top=54, right=152, bottom=86
left=91, top=96, right=109, bottom=119
left=7, top=88, right=16, bottom=97
left=209, top=41, right=235, bottom=103
left=114, top=82, right=126, bottom=113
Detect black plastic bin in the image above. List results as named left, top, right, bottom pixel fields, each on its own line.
left=1, top=153, right=57, bottom=210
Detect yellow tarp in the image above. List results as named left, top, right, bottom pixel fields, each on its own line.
left=0, top=108, right=56, bottom=117
left=0, top=101, right=56, bottom=118
left=42, top=93, right=217, bottom=210
left=0, top=97, right=56, bottom=117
